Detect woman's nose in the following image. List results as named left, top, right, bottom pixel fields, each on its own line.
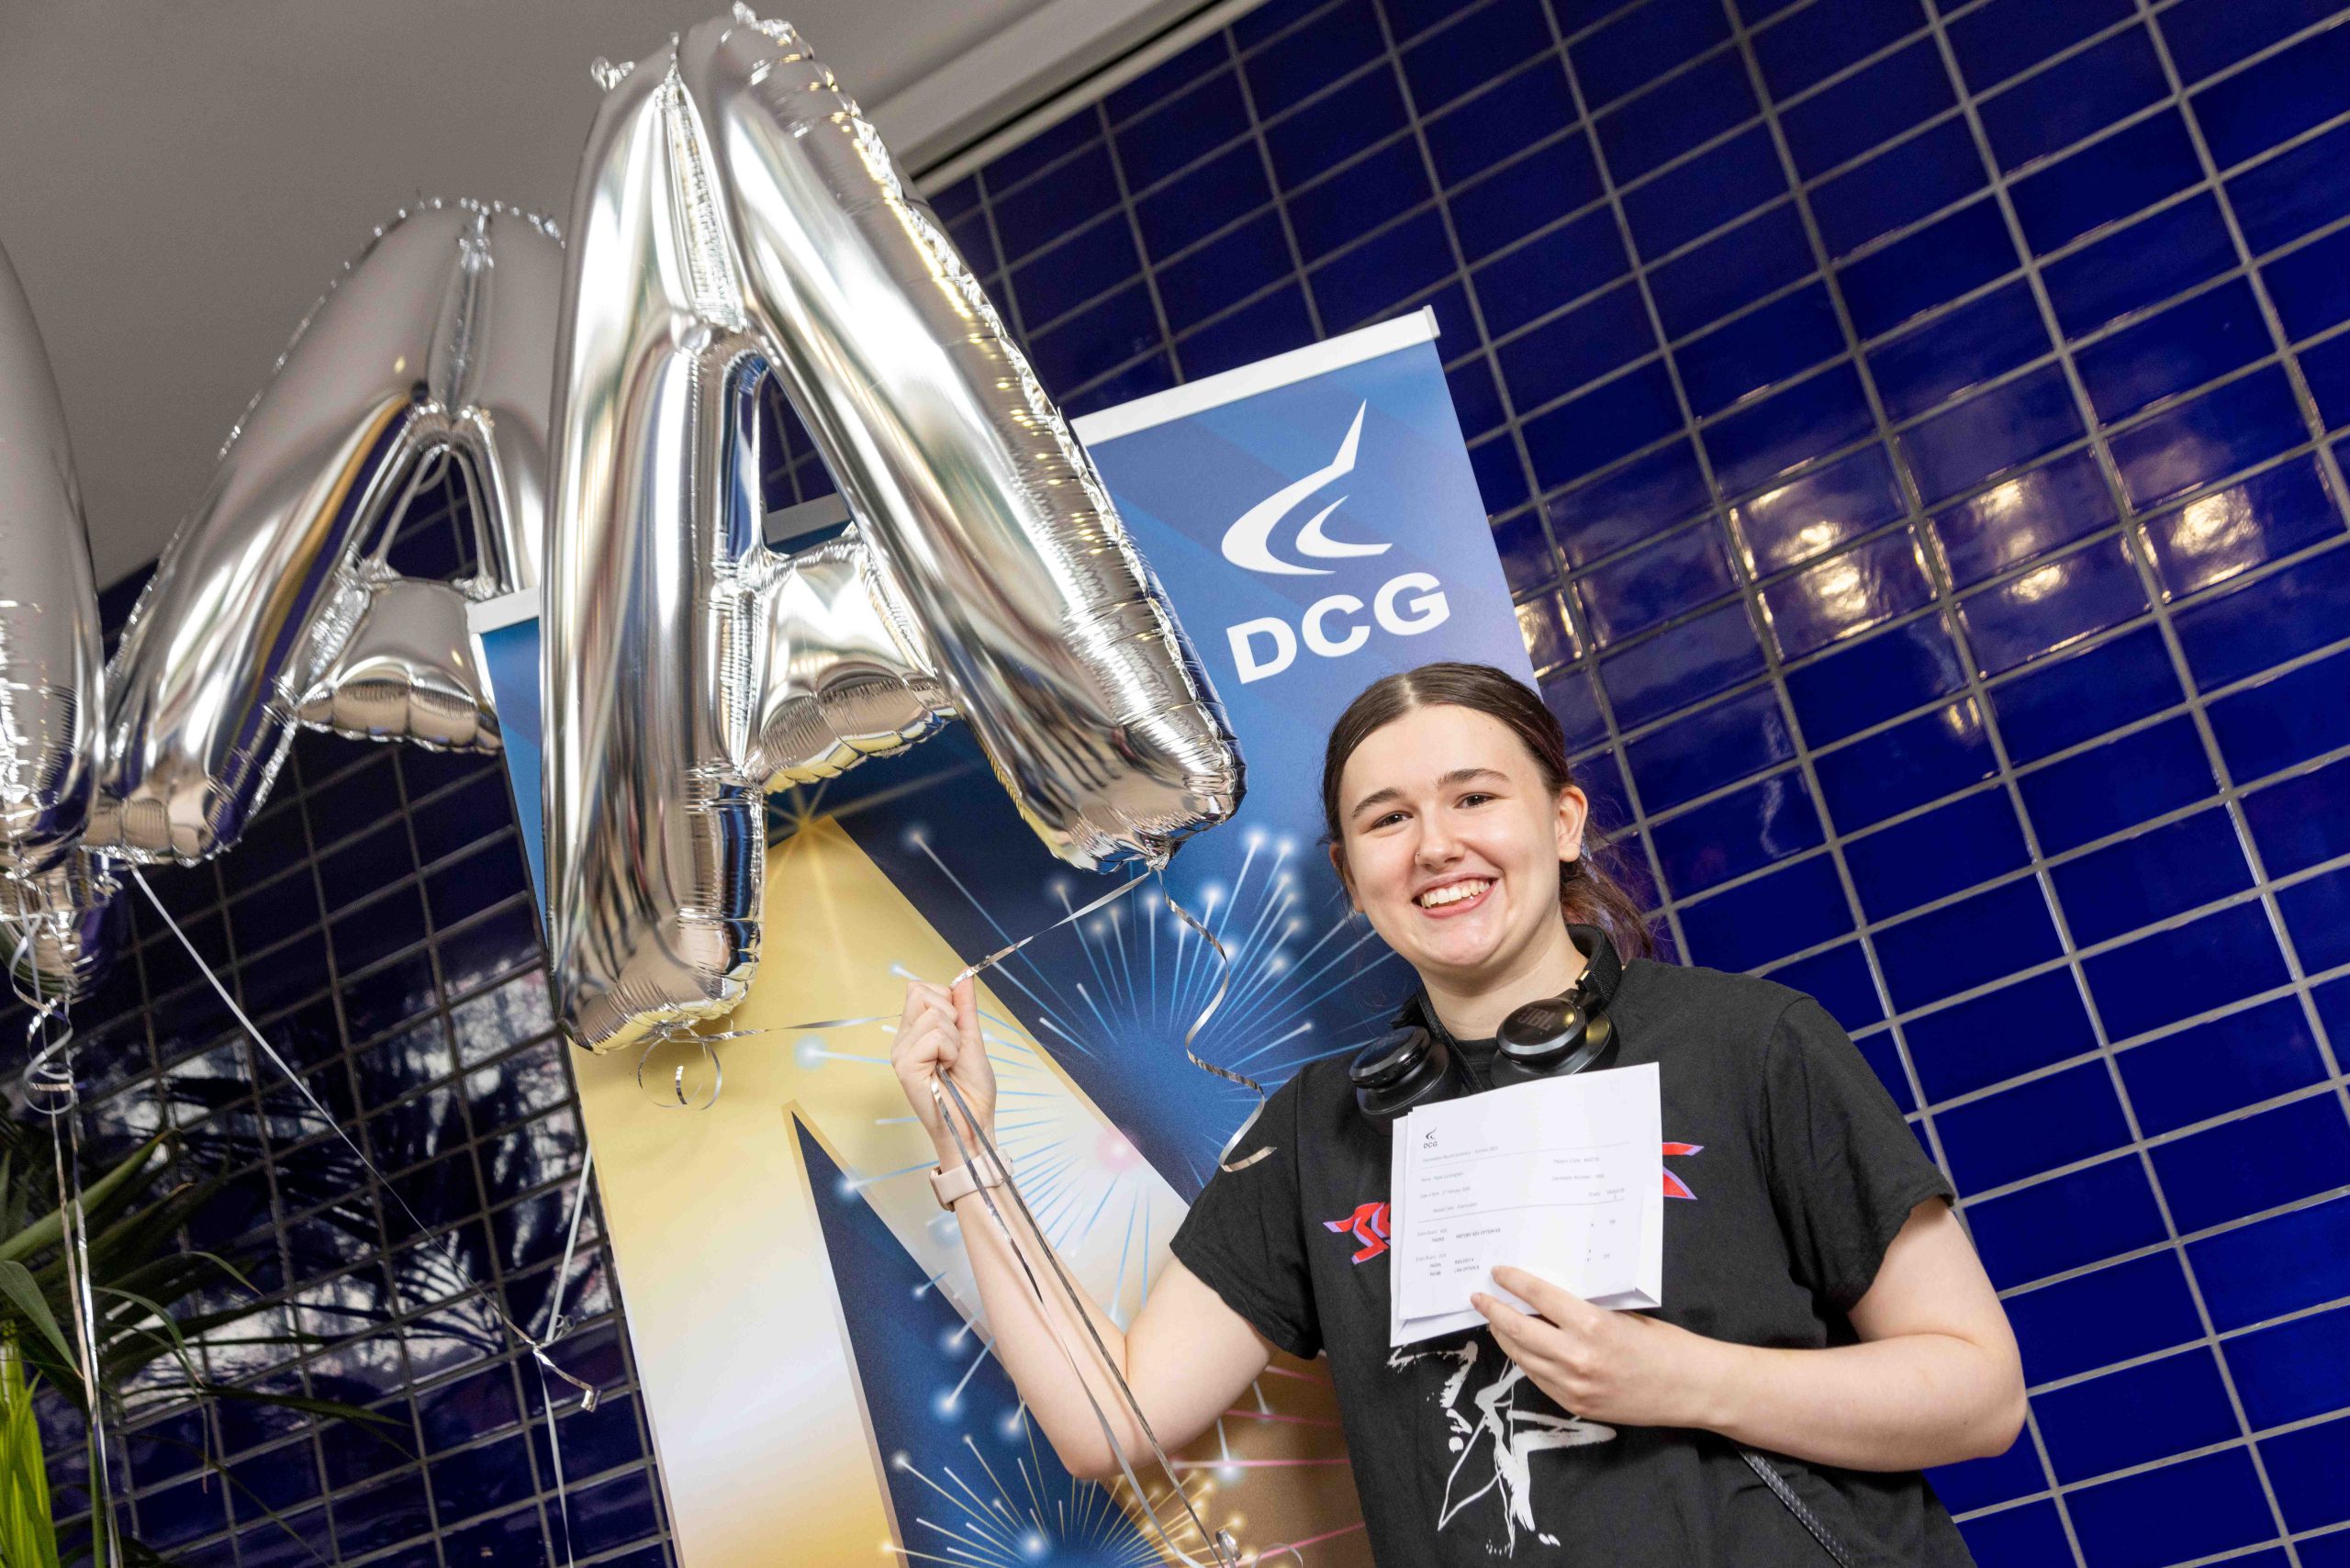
left=1416, top=819, right=1460, bottom=865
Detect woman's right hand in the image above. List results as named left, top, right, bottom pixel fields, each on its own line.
left=892, top=975, right=998, bottom=1164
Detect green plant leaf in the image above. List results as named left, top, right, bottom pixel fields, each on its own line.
left=0, top=1115, right=415, bottom=1564
left=95, top=1426, right=335, bottom=1568
left=0, top=1137, right=162, bottom=1268
left=92, top=1289, right=205, bottom=1387
left=0, top=1259, right=75, bottom=1372
left=1, top=1342, right=62, bottom=1568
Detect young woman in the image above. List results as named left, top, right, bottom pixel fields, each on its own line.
left=893, top=661, right=2024, bottom=1565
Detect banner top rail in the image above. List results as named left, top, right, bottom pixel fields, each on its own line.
left=466, top=588, right=539, bottom=636
left=1069, top=307, right=1439, bottom=446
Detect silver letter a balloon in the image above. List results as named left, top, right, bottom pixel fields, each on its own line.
left=544, top=9, right=1243, bottom=1051
left=0, top=236, right=116, bottom=1002
left=94, top=200, right=562, bottom=863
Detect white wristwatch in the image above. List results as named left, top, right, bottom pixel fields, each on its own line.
left=930, top=1156, right=1011, bottom=1209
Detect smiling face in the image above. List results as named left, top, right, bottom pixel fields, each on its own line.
left=1331, top=702, right=1589, bottom=1012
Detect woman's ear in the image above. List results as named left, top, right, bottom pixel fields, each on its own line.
left=1327, top=841, right=1358, bottom=911
left=1555, top=785, right=1590, bottom=864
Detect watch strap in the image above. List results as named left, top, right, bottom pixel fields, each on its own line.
left=930, top=1156, right=1010, bottom=1209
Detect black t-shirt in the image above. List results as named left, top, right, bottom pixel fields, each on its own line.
left=1170, top=958, right=1971, bottom=1567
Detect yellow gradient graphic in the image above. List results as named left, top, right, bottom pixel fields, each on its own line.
left=576, top=817, right=1368, bottom=1565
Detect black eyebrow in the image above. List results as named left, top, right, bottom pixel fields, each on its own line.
left=1346, top=767, right=1508, bottom=821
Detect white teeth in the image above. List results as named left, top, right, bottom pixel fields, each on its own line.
left=1417, top=879, right=1490, bottom=909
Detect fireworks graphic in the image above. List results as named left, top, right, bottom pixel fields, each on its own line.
left=753, top=749, right=1374, bottom=1562
left=776, top=721, right=1416, bottom=1193
left=778, top=972, right=1360, bottom=1564
left=892, top=821, right=1404, bottom=1193
left=800, top=1118, right=1234, bottom=1565
left=888, top=1434, right=1176, bottom=1566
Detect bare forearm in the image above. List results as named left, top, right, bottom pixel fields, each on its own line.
left=1695, top=1333, right=2026, bottom=1473
left=951, top=1190, right=1147, bottom=1479
left=899, top=980, right=1164, bottom=1481
left=1480, top=1208, right=2025, bottom=1474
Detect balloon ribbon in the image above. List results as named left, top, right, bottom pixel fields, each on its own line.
left=625, top=857, right=1279, bottom=1563
left=9, top=914, right=122, bottom=1568
left=130, top=871, right=598, bottom=1568
left=632, top=864, right=1274, bottom=1170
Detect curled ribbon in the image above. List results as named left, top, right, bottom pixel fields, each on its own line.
left=607, top=857, right=1283, bottom=1562
left=7, top=901, right=125, bottom=1567
left=1156, top=874, right=1272, bottom=1175
left=129, top=871, right=599, bottom=1568
left=930, top=1067, right=1241, bottom=1567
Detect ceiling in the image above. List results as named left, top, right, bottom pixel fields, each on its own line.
left=0, top=0, right=1177, bottom=586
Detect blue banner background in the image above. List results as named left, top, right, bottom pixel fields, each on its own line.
left=478, top=618, right=548, bottom=922
left=817, top=332, right=1529, bottom=1193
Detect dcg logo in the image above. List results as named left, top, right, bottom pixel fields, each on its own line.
left=1218, top=402, right=1451, bottom=685
left=1225, top=575, right=1451, bottom=683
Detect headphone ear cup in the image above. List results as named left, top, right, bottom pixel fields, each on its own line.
left=1493, top=997, right=1616, bottom=1082
left=1349, top=1025, right=1454, bottom=1123
left=1496, top=995, right=1586, bottom=1061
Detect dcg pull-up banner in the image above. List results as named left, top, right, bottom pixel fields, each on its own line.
left=475, top=311, right=1534, bottom=1566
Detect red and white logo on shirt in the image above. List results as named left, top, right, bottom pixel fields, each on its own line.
left=1325, top=1201, right=1393, bottom=1263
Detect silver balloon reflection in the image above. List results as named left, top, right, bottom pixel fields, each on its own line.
left=0, top=238, right=104, bottom=879
left=93, top=200, right=562, bottom=863
left=544, top=7, right=1243, bottom=1051
left=0, top=236, right=115, bottom=1002
left=3, top=857, right=122, bottom=1005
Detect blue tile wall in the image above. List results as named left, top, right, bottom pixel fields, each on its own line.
left=13, top=465, right=675, bottom=1566
left=908, top=0, right=2350, bottom=1560
left=28, top=0, right=2350, bottom=1561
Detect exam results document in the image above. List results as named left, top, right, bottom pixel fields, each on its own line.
left=1390, top=1062, right=1664, bottom=1346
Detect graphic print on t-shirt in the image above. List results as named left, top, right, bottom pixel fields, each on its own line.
left=1173, top=971, right=1979, bottom=1567
left=1391, top=1337, right=1617, bottom=1552
left=1663, top=1140, right=1703, bottom=1201
left=1326, top=1201, right=1393, bottom=1261
left=1344, top=1136, right=1703, bottom=1551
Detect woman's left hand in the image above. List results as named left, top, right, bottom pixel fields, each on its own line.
left=1472, top=1265, right=1729, bottom=1430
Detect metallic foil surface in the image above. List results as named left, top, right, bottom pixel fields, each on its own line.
left=0, top=236, right=111, bottom=1001
left=543, top=8, right=1242, bottom=1051
left=2, top=854, right=120, bottom=1007
left=0, top=238, right=103, bottom=877
left=93, top=199, right=561, bottom=863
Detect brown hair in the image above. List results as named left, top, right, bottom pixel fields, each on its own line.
left=1320, top=661, right=1656, bottom=961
